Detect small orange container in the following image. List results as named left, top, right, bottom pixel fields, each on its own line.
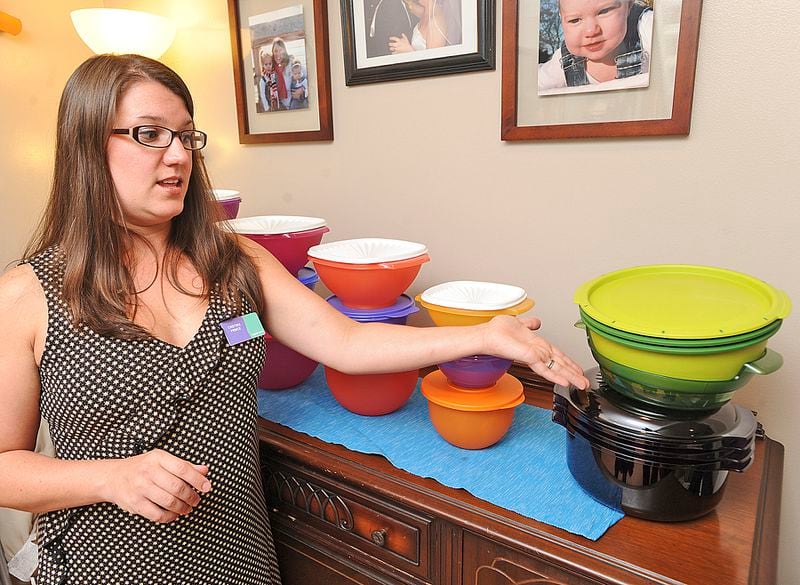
left=421, top=371, right=525, bottom=449
left=310, top=254, right=430, bottom=310
left=324, top=366, right=418, bottom=416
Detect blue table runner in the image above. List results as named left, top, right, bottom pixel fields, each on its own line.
left=257, top=366, right=623, bottom=540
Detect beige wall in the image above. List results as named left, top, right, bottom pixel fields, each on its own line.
left=2, top=0, right=798, bottom=581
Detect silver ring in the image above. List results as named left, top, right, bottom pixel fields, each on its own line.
left=546, top=358, right=555, bottom=369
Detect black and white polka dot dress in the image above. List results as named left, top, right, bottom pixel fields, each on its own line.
left=28, top=248, right=282, bottom=585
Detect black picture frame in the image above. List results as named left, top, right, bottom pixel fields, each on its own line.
left=341, top=0, right=495, bottom=85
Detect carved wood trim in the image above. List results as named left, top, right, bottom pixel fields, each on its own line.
left=475, top=556, right=567, bottom=584
left=266, top=470, right=354, bottom=532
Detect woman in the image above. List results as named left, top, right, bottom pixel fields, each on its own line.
left=388, top=0, right=461, bottom=52
left=0, top=54, right=588, bottom=584
left=270, top=38, right=305, bottom=110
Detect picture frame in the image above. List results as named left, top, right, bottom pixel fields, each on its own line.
left=228, top=0, right=333, bottom=143
left=501, top=0, right=702, bottom=140
left=340, top=0, right=495, bottom=85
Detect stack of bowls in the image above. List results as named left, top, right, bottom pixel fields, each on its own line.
left=308, top=238, right=430, bottom=415
left=573, top=265, right=790, bottom=411
left=417, top=281, right=533, bottom=449
left=552, top=264, right=791, bottom=521
left=308, top=238, right=430, bottom=309
left=212, top=189, right=242, bottom=219
left=552, top=368, right=758, bottom=521
left=224, top=216, right=331, bottom=390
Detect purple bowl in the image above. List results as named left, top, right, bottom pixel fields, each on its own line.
left=218, top=197, right=242, bottom=219
left=326, top=294, right=418, bottom=323
left=298, top=267, right=319, bottom=289
left=438, top=355, right=513, bottom=389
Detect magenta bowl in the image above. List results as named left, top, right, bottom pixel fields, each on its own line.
left=437, top=355, right=513, bottom=389
left=259, top=334, right=318, bottom=390
left=246, top=226, right=330, bottom=275
left=217, top=197, right=242, bottom=219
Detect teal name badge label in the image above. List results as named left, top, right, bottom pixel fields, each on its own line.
left=220, top=312, right=265, bottom=346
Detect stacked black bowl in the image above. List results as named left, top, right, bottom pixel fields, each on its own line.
left=552, top=265, right=790, bottom=521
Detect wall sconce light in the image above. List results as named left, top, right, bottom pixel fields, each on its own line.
left=0, top=10, right=22, bottom=35
left=70, top=8, right=176, bottom=59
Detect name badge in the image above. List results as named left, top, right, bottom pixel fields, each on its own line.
left=220, top=312, right=265, bottom=346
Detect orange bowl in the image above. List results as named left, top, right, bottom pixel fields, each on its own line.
left=310, top=254, right=430, bottom=310
left=324, top=366, right=418, bottom=415
left=427, top=402, right=519, bottom=449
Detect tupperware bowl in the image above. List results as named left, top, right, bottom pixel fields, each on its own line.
left=259, top=334, right=318, bottom=390
left=437, top=355, right=512, bottom=389
left=417, top=296, right=535, bottom=327
left=308, top=238, right=428, bottom=264
left=421, top=371, right=524, bottom=449
left=212, top=189, right=242, bottom=219
left=324, top=367, right=418, bottom=415
left=245, top=226, right=330, bottom=275
left=298, top=267, right=320, bottom=289
left=592, top=347, right=783, bottom=411
left=310, top=254, right=430, bottom=310
left=421, top=281, right=527, bottom=311
left=326, top=294, right=419, bottom=322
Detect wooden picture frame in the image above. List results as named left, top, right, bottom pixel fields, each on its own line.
left=501, top=0, right=702, bottom=140
left=228, top=0, right=333, bottom=143
left=341, top=0, right=495, bottom=85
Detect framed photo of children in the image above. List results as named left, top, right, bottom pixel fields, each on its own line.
left=340, top=0, right=495, bottom=85
left=228, top=0, right=333, bottom=143
left=501, top=0, right=702, bottom=140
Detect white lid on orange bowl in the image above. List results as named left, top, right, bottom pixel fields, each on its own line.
left=224, top=215, right=327, bottom=235
left=212, top=189, right=241, bottom=201
left=421, top=281, right=527, bottom=311
left=308, top=238, right=428, bottom=264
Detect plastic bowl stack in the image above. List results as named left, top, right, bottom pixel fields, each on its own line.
left=308, top=238, right=430, bottom=309
left=258, top=267, right=322, bottom=390
left=573, top=265, right=791, bottom=411
left=552, top=264, right=791, bottom=521
left=224, top=215, right=330, bottom=276
left=212, top=189, right=242, bottom=219
left=323, top=294, right=421, bottom=416
left=418, top=281, right=533, bottom=449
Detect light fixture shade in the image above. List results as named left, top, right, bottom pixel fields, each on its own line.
left=70, top=8, right=176, bottom=59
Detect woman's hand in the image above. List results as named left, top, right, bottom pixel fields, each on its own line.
left=104, top=449, right=212, bottom=523
left=388, top=34, right=414, bottom=53
left=483, top=315, right=590, bottom=389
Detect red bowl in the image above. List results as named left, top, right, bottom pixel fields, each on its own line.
left=258, top=336, right=318, bottom=390
left=310, top=254, right=430, bottom=310
left=324, top=366, right=418, bottom=415
left=246, top=226, right=330, bottom=275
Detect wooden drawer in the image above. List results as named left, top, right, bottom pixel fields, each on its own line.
left=262, top=456, right=433, bottom=583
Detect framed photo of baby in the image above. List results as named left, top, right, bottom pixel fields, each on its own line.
left=501, top=0, right=702, bottom=140
left=341, top=0, right=495, bottom=84
left=228, top=0, right=333, bottom=143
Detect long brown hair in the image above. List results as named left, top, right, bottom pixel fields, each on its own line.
left=24, top=54, right=264, bottom=339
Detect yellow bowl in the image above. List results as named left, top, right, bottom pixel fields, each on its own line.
left=416, top=297, right=535, bottom=327
left=588, top=330, right=768, bottom=381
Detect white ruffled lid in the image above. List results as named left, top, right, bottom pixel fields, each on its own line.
left=308, top=238, right=428, bottom=264
left=223, top=215, right=327, bottom=235
left=421, top=281, right=527, bottom=310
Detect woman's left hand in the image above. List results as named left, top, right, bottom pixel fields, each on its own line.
left=483, top=315, right=590, bottom=389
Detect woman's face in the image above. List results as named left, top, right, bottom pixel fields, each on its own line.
left=559, top=0, right=631, bottom=62
left=106, top=80, right=193, bottom=230
left=272, top=44, right=287, bottom=63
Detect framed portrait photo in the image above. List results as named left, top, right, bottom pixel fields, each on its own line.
left=228, top=0, right=333, bottom=143
left=501, top=0, right=702, bottom=140
left=341, top=0, right=495, bottom=85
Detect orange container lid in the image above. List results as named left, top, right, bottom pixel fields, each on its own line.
left=421, top=371, right=524, bottom=411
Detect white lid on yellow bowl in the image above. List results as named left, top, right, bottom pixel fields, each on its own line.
left=224, top=215, right=327, bottom=235
left=421, top=281, right=527, bottom=311
left=212, top=189, right=241, bottom=201
left=308, top=238, right=428, bottom=264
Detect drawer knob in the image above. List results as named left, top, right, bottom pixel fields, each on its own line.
left=371, top=528, right=388, bottom=547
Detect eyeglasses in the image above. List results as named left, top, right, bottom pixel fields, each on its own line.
left=111, top=125, right=207, bottom=150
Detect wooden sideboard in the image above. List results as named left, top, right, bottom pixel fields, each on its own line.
left=257, top=377, right=783, bottom=585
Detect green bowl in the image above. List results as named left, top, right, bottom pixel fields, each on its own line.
left=579, top=308, right=782, bottom=349
left=592, top=348, right=783, bottom=411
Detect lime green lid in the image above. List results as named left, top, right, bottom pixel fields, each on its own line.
left=575, top=265, right=792, bottom=339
